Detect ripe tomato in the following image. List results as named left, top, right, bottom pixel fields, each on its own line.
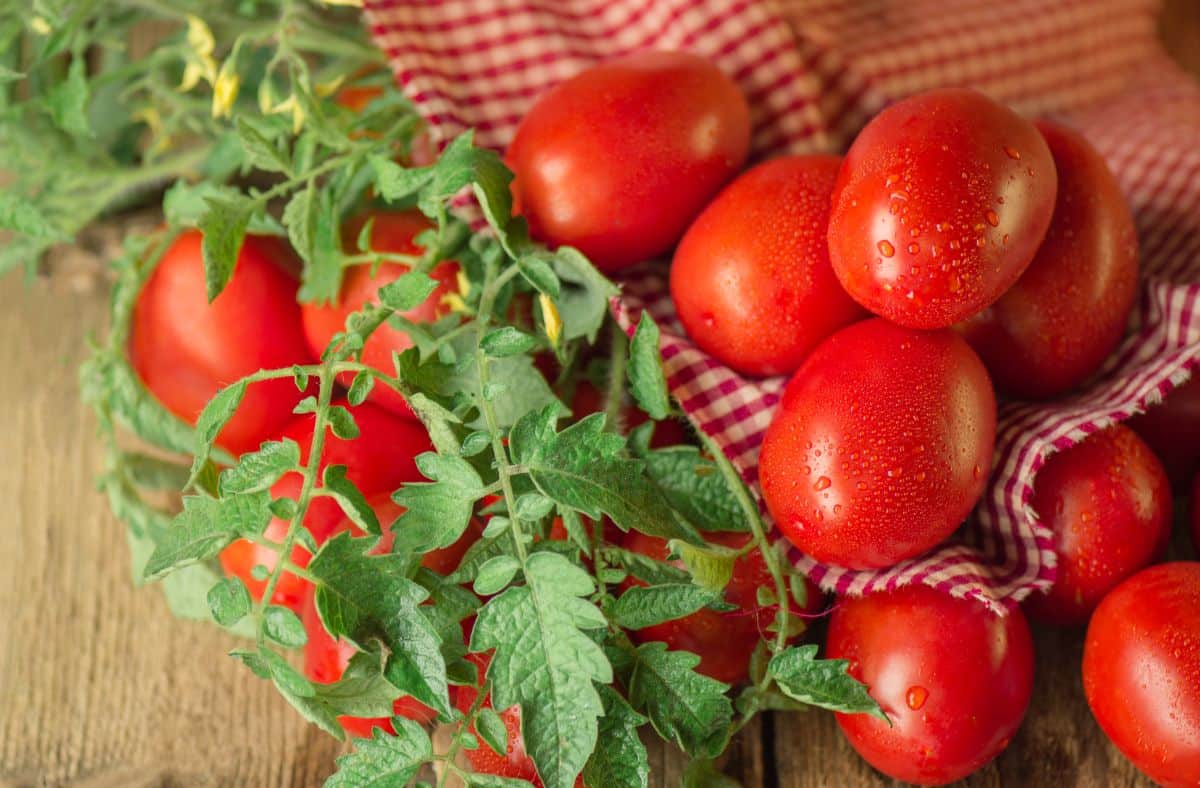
left=1128, top=375, right=1200, bottom=488
left=300, top=211, right=460, bottom=418
left=956, top=121, right=1138, bottom=399
left=759, top=318, right=996, bottom=569
left=671, top=155, right=865, bottom=377
left=219, top=402, right=433, bottom=609
left=1024, top=424, right=1171, bottom=626
left=827, top=585, right=1034, bottom=785
left=130, top=231, right=316, bottom=455
left=619, top=530, right=824, bottom=684
left=828, top=88, right=1057, bottom=329
left=507, top=51, right=750, bottom=272
left=1083, top=562, right=1200, bottom=787
left=569, top=380, right=689, bottom=447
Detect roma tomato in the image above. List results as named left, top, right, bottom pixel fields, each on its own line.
left=759, top=318, right=996, bottom=569
left=619, top=530, right=824, bottom=684
left=1129, top=375, right=1200, bottom=488
left=956, top=120, right=1138, bottom=399
left=671, top=155, right=865, bottom=377
left=1024, top=424, right=1171, bottom=626
left=507, top=51, right=750, bottom=272
left=301, top=211, right=460, bottom=418
left=1083, top=562, right=1200, bottom=787
left=827, top=585, right=1034, bottom=785
left=130, top=231, right=316, bottom=455
left=829, top=88, right=1057, bottom=329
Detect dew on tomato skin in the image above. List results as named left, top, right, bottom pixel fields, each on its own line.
left=700, top=312, right=716, bottom=328
left=885, top=173, right=900, bottom=186
left=878, top=240, right=896, bottom=257
left=1004, top=145, right=1021, bottom=160
left=889, top=201, right=901, bottom=215
left=906, top=686, right=929, bottom=710
left=985, top=209, right=1000, bottom=227
left=907, top=242, right=920, bottom=255
left=801, top=465, right=811, bottom=476
left=973, top=464, right=983, bottom=480
left=814, top=476, right=832, bottom=491
left=947, top=274, right=962, bottom=293
left=915, top=471, right=927, bottom=483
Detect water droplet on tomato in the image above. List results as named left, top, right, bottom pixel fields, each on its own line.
left=1004, top=145, right=1021, bottom=160
left=814, top=476, right=832, bottom=491
left=985, top=209, right=999, bottom=227
left=700, top=312, right=716, bottom=328
left=877, top=240, right=895, bottom=258
left=906, top=686, right=929, bottom=710
left=947, top=274, right=962, bottom=292
left=907, top=242, right=920, bottom=255
left=973, top=464, right=983, bottom=480
left=885, top=173, right=900, bottom=186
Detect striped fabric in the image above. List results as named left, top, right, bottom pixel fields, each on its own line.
left=365, top=0, right=1200, bottom=612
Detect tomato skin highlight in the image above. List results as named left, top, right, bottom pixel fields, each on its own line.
left=1128, top=376, right=1200, bottom=489
left=671, top=155, right=866, bottom=377
left=300, top=211, right=460, bottom=418
left=827, top=585, right=1035, bottom=786
left=507, top=51, right=750, bottom=273
left=130, top=231, right=316, bottom=455
left=618, top=530, right=824, bottom=685
left=1083, top=562, right=1200, bottom=787
left=1023, top=424, right=1171, bottom=626
left=956, top=120, right=1138, bottom=399
left=759, top=318, right=996, bottom=570
left=828, top=88, right=1056, bottom=329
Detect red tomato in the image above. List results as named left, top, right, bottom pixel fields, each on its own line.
left=619, top=530, right=824, bottom=684
left=1083, top=562, right=1200, bottom=787
left=956, top=121, right=1138, bottom=399
left=130, top=231, right=316, bottom=455
left=1024, top=424, right=1171, bottom=626
left=759, top=318, right=996, bottom=569
left=671, top=155, right=866, bottom=377
left=301, top=211, right=460, bottom=418
left=828, top=89, right=1057, bottom=329
left=507, top=51, right=750, bottom=272
left=569, top=380, right=689, bottom=447
left=1128, top=375, right=1200, bottom=489
left=827, top=585, right=1034, bottom=785
left=219, top=402, right=433, bottom=609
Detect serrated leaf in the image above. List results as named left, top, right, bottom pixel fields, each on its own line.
left=628, top=642, right=732, bottom=758
left=671, top=541, right=738, bottom=592
left=391, top=453, right=483, bottom=553
left=313, top=651, right=403, bottom=719
left=516, top=253, right=561, bottom=297
left=636, top=447, right=746, bottom=533
left=143, top=491, right=271, bottom=580
left=551, top=247, right=618, bottom=343
left=611, top=584, right=719, bottom=630
left=379, top=271, right=439, bottom=311
left=46, top=56, right=89, bottom=136
left=584, top=685, right=649, bottom=788
left=282, top=184, right=316, bottom=263
left=220, top=440, right=300, bottom=495
left=207, top=576, right=252, bottom=627
left=321, top=465, right=380, bottom=536
left=189, top=379, right=247, bottom=484
left=0, top=192, right=63, bottom=240
left=628, top=313, right=669, bottom=420
left=473, top=555, right=521, bottom=596
left=347, top=371, right=374, bottom=406
left=263, top=604, right=308, bottom=648
left=482, top=327, right=536, bottom=358
left=471, top=553, right=611, bottom=788
left=236, top=116, right=291, bottom=174
left=163, top=182, right=281, bottom=234
left=198, top=197, right=252, bottom=302
left=768, top=644, right=886, bottom=720
left=475, top=707, right=509, bottom=757
left=598, top=547, right=692, bottom=587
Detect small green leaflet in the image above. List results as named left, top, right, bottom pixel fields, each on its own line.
left=627, top=313, right=669, bottom=420
left=325, top=719, right=432, bottom=787
left=207, top=576, right=252, bottom=627
left=219, top=439, right=300, bottom=495
left=46, top=56, right=90, bottom=137
left=610, top=584, right=721, bottom=630
left=235, top=116, right=292, bottom=175
left=515, top=252, right=561, bottom=297
left=475, top=707, right=509, bottom=756
left=379, top=271, right=439, bottom=311
left=635, top=446, right=747, bottom=533
left=282, top=183, right=317, bottom=270
left=296, top=189, right=344, bottom=304
left=189, top=379, right=247, bottom=484
left=598, top=546, right=692, bottom=587
left=481, top=327, right=537, bottom=358
left=327, top=405, right=360, bottom=439
left=584, top=686, right=650, bottom=788
left=321, top=465, right=380, bottom=537
left=163, top=181, right=283, bottom=234
left=551, top=247, right=619, bottom=343
left=263, top=605, right=308, bottom=648
left=346, top=371, right=374, bottom=406
left=314, top=652, right=405, bottom=720
left=121, top=452, right=191, bottom=491
left=198, top=196, right=253, bottom=302
left=680, top=759, right=742, bottom=788
left=470, top=552, right=612, bottom=788
left=0, top=192, right=63, bottom=240
left=143, top=491, right=271, bottom=580
left=627, top=642, right=733, bottom=759
left=767, top=644, right=887, bottom=720
left=391, top=453, right=484, bottom=553
left=473, top=555, right=521, bottom=596
left=670, top=540, right=738, bottom=592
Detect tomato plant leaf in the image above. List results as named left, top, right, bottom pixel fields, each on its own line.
left=680, top=758, right=741, bottom=788
left=143, top=491, right=271, bottom=580
left=263, top=604, right=308, bottom=649
left=598, top=546, right=691, bottom=586
left=379, top=270, right=439, bottom=312
left=219, top=439, right=300, bottom=495
left=550, top=247, right=618, bottom=343
left=282, top=183, right=316, bottom=265
left=312, top=652, right=402, bottom=720
left=475, top=707, right=509, bottom=757
left=472, top=555, right=521, bottom=596
left=46, top=56, right=90, bottom=137
left=516, top=252, right=562, bottom=298
left=325, top=717, right=432, bottom=786
left=610, top=584, right=721, bottom=630
left=768, top=644, right=887, bottom=720
left=670, top=540, right=738, bottom=592
left=236, top=116, right=292, bottom=175
left=627, top=642, right=733, bottom=759
left=207, top=576, right=252, bottom=627
left=198, top=196, right=253, bottom=302
left=628, top=313, right=669, bottom=420
left=391, top=453, right=483, bottom=553
left=635, top=446, right=747, bottom=533
left=321, top=465, right=380, bottom=537
left=584, top=686, right=650, bottom=788
left=482, top=327, right=537, bottom=358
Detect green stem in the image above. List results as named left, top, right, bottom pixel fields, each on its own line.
left=604, top=318, right=627, bottom=432
left=437, top=676, right=491, bottom=788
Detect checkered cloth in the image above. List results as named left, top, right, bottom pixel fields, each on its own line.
left=365, top=0, right=1200, bottom=612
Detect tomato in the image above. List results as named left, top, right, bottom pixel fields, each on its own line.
left=956, top=121, right=1138, bottom=399
left=1024, top=424, right=1171, bottom=626
left=827, top=585, right=1034, bottom=785
left=1083, top=562, right=1200, bottom=787
left=130, top=231, right=316, bottom=455
left=759, top=318, right=996, bottom=570
left=828, top=88, right=1057, bottom=329
left=1128, top=375, right=1200, bottom=488
left=507, top=51, right=750, bottom=273
left=300, top=211, right=460, bottom=418
left=569, top=380, right=689, bottom=447
left=1193, top=473, right=1200, bottom=556
left=671, top=155, right=865, bottom=377
left=619, top=530, right=824, bottom=684
left=219, top=402, right=433, bottom=609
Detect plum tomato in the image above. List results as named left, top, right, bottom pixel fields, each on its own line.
left=759, top=318, right=996, bottom=570
left=1128, top=375, right=1200, bottom=489
left=956, top=120, right=1138, bottom=399
left=828, top=88, right=1057, bottom=329
left=300, top=211, right=460, bottom=418
left=827, top=585, right=1034, bottom=785
left=130, top=231, right=316, bottom=455
left=507, top=51, right=750, bottom=272
left=671, top=155, right=866, bottom=377
left=1083, top=562, right=1200, bottom=787
left=569, top=380, right=689, bottom=447
left=619, top=530, right=824, bottom=684
left=1024, top=424, right=1171, bottom=626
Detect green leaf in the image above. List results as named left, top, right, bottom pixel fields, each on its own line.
left=321, top=465, right=380, bottom=537
left=611, top=584, right=720, bottom=630
left=671, top=540, right=738, bottom=592
left=636, top=447, right=746, bottom=533
left=584, top=685, right=649, bottom=788
left=263, top=604, right=308, bottom=648
left=313, top=652, right=404, bottom=719
left=122, top=453, right=191, bottom=491
left=236, top=116, right=291, bottom=174
left=189, top=380, right=247, bottom=483
left=551, top=247, right=619, bottom=343
left=768, top=644, right=887, bottom=720
left=473, top=555, right=521, bottom=596
left=347, top=371, right=374, bottom=407
left=598, top=547, right=691, bottom=586
left=207, top=576, right=252, bottom=627
left=0, top=192, right=63, bottom=240
left=471, top=552, right=611, bottom=788
left=514, top=493, right=554, bottom=522
left=681, top=759, right=741, bottom=788
left=379, top=271, right=439, bottom=311
left=391, top=453, right=484, bottom=553
left=405, top=392, right=463, bottom=456
left=556, top=509, right=590, bottom=552
left=327, top=405, right=360, bottom=440
left=282, top=184, right=316, bottom=263
left=164, top=182, right=281, bottom=234
left=143, top=491, right=271, bottom=580
left=461, top=430, right=491, bottom=457
left=481, top=327, right=537, bottom=358
left=198, top=197, right=253, bottom=302
left=516, top=253, right=561, bottom=298
left=46, top=56, right=90, bottom=136
left=325, top=718, right=431, bottom=785
left=628, top=314, right=669, bottom=420
left=627, top=642, right=733, bottom=759
left=475, top=707, right=510, bottom=757
left=309, top=533, right=451, bottom=718
left=220, top=440, right=300, bottom=495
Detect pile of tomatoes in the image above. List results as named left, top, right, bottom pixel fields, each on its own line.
left=129, top=50, right=1200, bottom=786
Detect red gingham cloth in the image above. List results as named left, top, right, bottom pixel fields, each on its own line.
left=364, top=0, right=1200, bottom=612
